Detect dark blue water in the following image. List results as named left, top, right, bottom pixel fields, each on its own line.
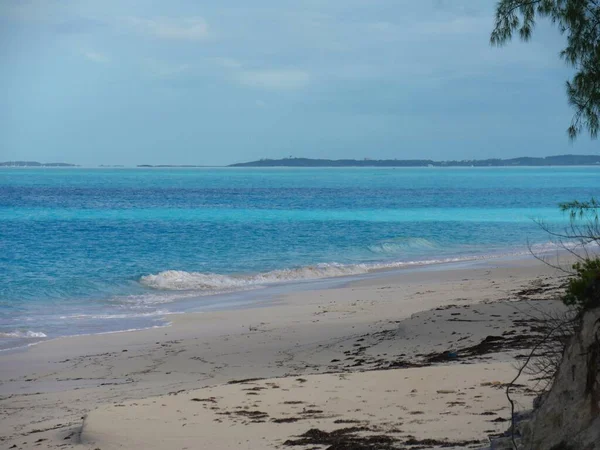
left=1, top=167, right=598, bottom=349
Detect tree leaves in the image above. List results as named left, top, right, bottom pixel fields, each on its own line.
left=491, top=0, right=600, bottom=140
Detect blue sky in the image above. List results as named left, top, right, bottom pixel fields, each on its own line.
left=0, top=0, right=597, bottom=166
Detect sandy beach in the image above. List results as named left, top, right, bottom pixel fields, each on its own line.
left=5, top=0, right=600, bottom=447
left=0, top=256, right=569, bottom=450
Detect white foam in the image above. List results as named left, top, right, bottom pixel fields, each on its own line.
left=139, top=263, right=371, bottom=292
left=58, top=310, right=179, bottom=320
left=0, top=324, right=171, bottom=352
left=0, top=330, right=47, bottom=339
left=530, top=240, right=599, bottom=254
left=136, top=241, right=596, bottom=298
left=139, top=257, right=489, bottom=293
left=117, top=288, right=260, bottom=306
left=367, top=237, right=438, bottom=254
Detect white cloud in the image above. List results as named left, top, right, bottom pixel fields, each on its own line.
left=417, top=17, right=489, bottom=36
left=82, top=50, right=109, bottom=64
left=367, top=21, right=398, bottom=33
left=144, top=59, right=190, bottom=78
left=126, top=17, right=210, bottom=41
left=236, top=70, right=310, bottom=90
left=1, top=0, right=63, bottom=22
left=211, top=57, right=243, bottom=69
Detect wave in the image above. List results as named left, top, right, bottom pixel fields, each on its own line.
left=0, top=330, right=47, bottom=339
left=139, top=263, right=371, bottom=291
left=530, top=240, right=599, bottom=253
left=139, top=255, right=496, bottom=293
left=59, top=309, right=178, bottom=320
left=135, top=239, right=595, bottom=297
left=367, top=237, right=438, bottom=254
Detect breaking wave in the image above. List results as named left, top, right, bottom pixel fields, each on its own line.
left=139, top=263, right=372, bottom=291
left=59, top=309, right=177, bottom=320
left=0, top=330, right=47, bottom=339
left=136, top=239, right=590, bottom=296
left=529, top=240, right=599, bottom=254
left=367, top=237, right=438, bottom=254
left=139, top=254, right=499, bottom=293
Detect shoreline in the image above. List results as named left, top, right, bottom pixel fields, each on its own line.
left=0, top=254, right=570, bottom=449
left=0, top=248, right=563, bottom=354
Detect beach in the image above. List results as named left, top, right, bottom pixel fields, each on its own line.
left=0, top=256, right=569, bottom=449
left=4, top=0, right=600, bottom=446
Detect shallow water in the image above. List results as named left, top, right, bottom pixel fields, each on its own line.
left=1, top=166, right=598, bottom=349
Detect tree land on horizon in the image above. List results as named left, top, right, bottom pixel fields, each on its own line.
left=228, top=154, right=600, bottom=167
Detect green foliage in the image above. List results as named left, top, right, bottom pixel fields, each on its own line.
left=559, top=198, right=600, bottom=221
left=558, top=198, right=600, bottom=311
left=491, top=0, right=600, bottom=139
left=533, top=198, right=600, bottom=311
left=563, top=258, right=600, bottom=311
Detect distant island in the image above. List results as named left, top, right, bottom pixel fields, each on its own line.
left=137, top=164, right=209, bottom=168
left=4, top=155, right=600, bottom=168
left=230, top=154, right=600, bottom=167
left=0, top=161, right=78, bottom=167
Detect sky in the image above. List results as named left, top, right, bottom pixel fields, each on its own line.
left=0, top=0, right=597, bottom=166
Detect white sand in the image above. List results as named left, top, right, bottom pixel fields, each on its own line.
left=0, top=256, right=568, bottom=449
left=81, top=363, right=532, bottom=450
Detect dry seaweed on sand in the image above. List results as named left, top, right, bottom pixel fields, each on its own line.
left=425, top=334, right=540, bottom=363
left=283, top=427, right=399, bottom=449
left=404, top=437, right=483, bottom=448
left=283, top=427, right=484, bottom=450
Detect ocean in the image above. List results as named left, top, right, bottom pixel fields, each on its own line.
left=1, top=167, right=598, bottom=350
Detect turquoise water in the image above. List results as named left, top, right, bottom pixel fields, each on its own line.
left=1, top=167, right=598, bottom=349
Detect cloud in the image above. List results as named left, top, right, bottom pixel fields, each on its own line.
left=417, top=17, right=489, bottom=36
left=367, top=21, right=397, bottom=33
left=82, top=50, right=109, bottom=64
left=210, top=57, right=243, bottom=69
left=0, top=1, right=106, bottom=33
left=236, top=70, right=311, bottom=90
left=432, top=0, right=487, bottom=16
left=144, top=59, right=190, bottom=78
left=125, top=17, right=210, bottom=40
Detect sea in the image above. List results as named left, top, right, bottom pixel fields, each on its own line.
left=1, top=167, right=598, bottom=350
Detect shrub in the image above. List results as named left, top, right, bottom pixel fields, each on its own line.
left=563, top=258, right=600, bottom=312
